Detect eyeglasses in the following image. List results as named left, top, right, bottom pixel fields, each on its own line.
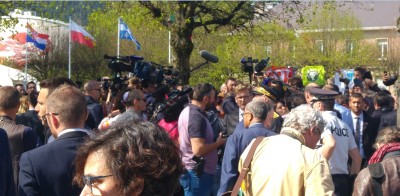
left=82, top=174, right=113, bottom=193
left=236, top=95, right=251, bottom=100
left=91, top=88, right=101, bottom=92
left=41, top=112, right=58, bottom=122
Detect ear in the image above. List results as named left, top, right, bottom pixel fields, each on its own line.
left=50, top=114, right=60, bottom=129
left=203, top=95, right=209, bottom=103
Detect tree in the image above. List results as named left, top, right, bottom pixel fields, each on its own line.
left=137, top=1, right=307, bottom=84
left=294, top=2, right=379, bottom=77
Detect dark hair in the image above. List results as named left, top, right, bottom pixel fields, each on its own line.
left=192, top=83, right=214, bottom=102
left=336, top=95, right=349, bottom=106
left=27, top=91, right=38, bottom=107
left=319, top=99, right=335, bottom=111
left=0, top=86, right=21, bottom=110
left=125, top=90, right=143, bottom=107
left=225, top=77, right=237, bottom=85
left=374, top=92, right=393, bottom=109
left=350, top=92, right=363, bottom=99
left=322, top=84, right=340, bottom=93
left=354, top=67, right=366, bottom=76
left=288, top=77, right=304, bottom=90
left=286, top=94, right=306, bottom=111
left=39, top=77, right=77, bottom=96
left=27, top=81, right=36, bottom=86
left=74, top=121, right=183, bottom=196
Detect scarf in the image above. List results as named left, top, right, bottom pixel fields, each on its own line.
left=368, top=142, right=400, bottom=164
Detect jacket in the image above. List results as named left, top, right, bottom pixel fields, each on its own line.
left=353, top=150, right=400, bottom=196
left=239, top=127, right=334, bottom=196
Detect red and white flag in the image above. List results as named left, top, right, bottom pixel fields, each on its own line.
left=70, top=20, right=95, bottom=48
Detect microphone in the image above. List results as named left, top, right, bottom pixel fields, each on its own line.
left=199, top=50, right=219, bottom=63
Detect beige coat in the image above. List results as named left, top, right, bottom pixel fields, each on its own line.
left=239, top=127, right=334, bottom=196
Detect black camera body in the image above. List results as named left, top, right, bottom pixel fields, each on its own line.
left=241, top=57, right=258, bottom=73
left=254, top=57, right=270, bottom=74
left=192, top=156, right=205, bottom=177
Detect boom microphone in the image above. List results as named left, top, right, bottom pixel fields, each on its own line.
left=199, top=50, right=219, bottom=63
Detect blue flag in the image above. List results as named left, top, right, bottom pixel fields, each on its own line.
left=119, top=18, right=141, bottom=50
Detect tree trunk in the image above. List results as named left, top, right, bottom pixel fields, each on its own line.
left=171, top=25, right=194, bottom=85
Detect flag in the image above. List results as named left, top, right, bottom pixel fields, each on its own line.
left=119, top=18, right=141, bottom=50
left=70, top=20, right=96, bottom=48
left=26, top=23, right=49, bottom=50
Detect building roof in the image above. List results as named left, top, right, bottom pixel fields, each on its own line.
left=347, top=1, right=400, bottom=28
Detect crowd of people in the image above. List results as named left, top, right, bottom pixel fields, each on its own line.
left=0, top=65, right=400, bottom=196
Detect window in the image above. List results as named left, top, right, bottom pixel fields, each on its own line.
left=377, top=38, right=388, bottom=60
left=346, top=39, right=354, bottom=54
left=315, top=40, right=324, bottom=53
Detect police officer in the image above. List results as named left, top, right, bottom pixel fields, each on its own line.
left=309, top=87, right=362, bottom=196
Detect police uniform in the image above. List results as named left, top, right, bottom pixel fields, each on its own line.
left=310, top=88, right=358, bottom=196
left=254, top=85, right=283, bottom=133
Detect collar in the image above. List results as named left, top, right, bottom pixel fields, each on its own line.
left=58, top=128, right=90, bottom=138
left=280, top=127, right=306, bottom=145
left=322, top=111, right=337, bottom=117
left=0, top=116, right=13, bottom=122
left=351, top=111, right=364, bottom=119
left=249, top=122, right=263, bottom=128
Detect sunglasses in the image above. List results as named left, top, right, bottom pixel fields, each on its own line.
left=82, top=174, right=113, bottom=193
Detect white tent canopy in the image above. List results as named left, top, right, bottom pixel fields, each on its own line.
left=0, top=64, right=38, bottom=87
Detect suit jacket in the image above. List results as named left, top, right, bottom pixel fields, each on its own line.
left=18, top=131, right=88, bottom=196
left=85, top=96, right=104, bottom=130
left=349, top=111, right=380, bottom=161
left=218, top=123, right=276, bottom=195
left=0, top=128, right=15, bottom=196
left=222, top=96, right=240, bottom=135
left=372, top=108, right=397, bottom=131
left=16, top=110, right=45, bottom=145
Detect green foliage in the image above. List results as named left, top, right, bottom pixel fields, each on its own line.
left=294, top=2, right=378, bottom=78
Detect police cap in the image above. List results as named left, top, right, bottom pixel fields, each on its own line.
left=309, top=87, right=339, bottom=101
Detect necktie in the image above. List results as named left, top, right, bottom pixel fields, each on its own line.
left=355, top=117, right=360, bottom=147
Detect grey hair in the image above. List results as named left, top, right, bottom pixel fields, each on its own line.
left=245, top=100, right=272, bottom=121
left=282, top=104, right=325, bottom=134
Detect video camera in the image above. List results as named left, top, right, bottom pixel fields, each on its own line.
left=103, top=55, right=180, bottom=93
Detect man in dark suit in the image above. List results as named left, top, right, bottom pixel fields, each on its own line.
left=34, top=77, right=77, bottom=144
left=0, top=128, right=15, bottom=196
left=218, top=100, right=276, bottom=195
left=19, top=85, right=89, bottom=196
left=222, top=83, right=253, bottom=135
left=349, top=93, right=380, bottom=165
left=0, top=87, right=39, bottom=191
left=83, top=80, right=103, bottom=130
left=371, top=91, right=396, bottom=131
left=16, top=92, right=45, bottom=144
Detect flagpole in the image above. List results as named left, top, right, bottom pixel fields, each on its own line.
left=68, top=16, right=71, bottom=79
left=117, top=17, right=120, bottom=57
left=168, top=31, right=171, bottom=65
left=24, top=21, right=29, bottom=84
